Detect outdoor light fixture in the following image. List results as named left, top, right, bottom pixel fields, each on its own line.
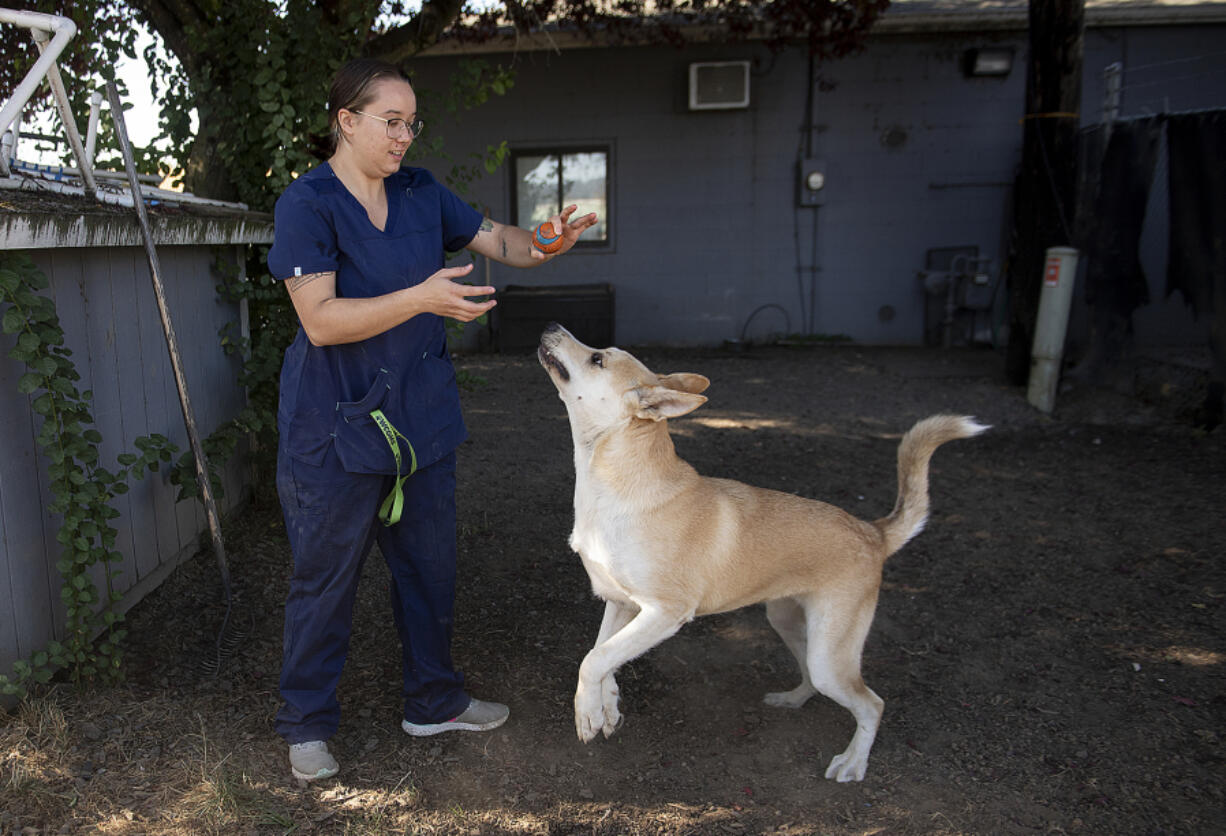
left=963, top=48, right=1014, bottom=77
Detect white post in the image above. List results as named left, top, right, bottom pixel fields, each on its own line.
left=1027, top=247, right=1080, bottom=413
left=85, top=90, right=103, bottom=170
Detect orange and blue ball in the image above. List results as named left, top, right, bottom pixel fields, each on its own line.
left=533, top=222, right=564, bottom=254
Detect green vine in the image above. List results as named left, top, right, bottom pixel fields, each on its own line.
left=0, top=253, right=177, bottom=697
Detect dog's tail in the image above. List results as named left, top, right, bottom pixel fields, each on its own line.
left=874, top=415, right=988, bottom=557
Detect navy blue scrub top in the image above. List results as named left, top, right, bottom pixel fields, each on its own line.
left=268, top=163, right=484, bottom=474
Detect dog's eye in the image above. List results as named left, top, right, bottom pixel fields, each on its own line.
left=590, top=353, right=604, bottom=368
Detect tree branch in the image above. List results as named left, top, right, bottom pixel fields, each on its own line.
left=125, top=0, right=211, bottom=79
left=364, top=0, right=466, bottom=63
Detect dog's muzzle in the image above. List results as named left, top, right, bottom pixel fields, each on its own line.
left=538, top=324, right=570, bottom=382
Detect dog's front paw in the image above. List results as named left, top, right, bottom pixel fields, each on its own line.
left=576, top=710, right=602, bottom=743
left=574, top=684, right=605, bottom=743
left=600, top=677, right=622, bottom=737
left=824, top=751, right=868, bottom=783
left=764, top=683, right=816, bottom=709
left=575, top=678, right=625, bottom=741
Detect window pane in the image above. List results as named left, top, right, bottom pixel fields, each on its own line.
left=562, top=152, right=607, bottom=241
left=516, top=154, right=559, bottom=227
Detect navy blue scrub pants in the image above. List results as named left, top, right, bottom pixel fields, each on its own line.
left=274, top=443, right=470, bottom=744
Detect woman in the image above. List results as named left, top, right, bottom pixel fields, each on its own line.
left=267, top=57, right=597, bottom=782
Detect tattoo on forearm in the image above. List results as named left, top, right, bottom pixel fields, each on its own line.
left=501, top=237, right=508, bottom=259
left=287, top=272, right=328, bottom=292
left=479, top=218, right=494, bottom=233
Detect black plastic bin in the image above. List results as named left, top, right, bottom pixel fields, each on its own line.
left=493, top=283, right=614, bottom=353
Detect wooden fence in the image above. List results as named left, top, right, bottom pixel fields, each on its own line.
left=0, top=195, right=273, bottom=673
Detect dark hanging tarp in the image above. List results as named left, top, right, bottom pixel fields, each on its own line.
left=1166, top=111, right=1226, bottom=317
left=1081, top=116, right=1163, bottom=317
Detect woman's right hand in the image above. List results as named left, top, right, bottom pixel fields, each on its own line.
left=416, top=263, right=496, bottom=322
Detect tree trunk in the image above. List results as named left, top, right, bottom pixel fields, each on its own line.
left=1004, top=0, right=1085, bottom=386
left=183, top=100, right=241, bottom=203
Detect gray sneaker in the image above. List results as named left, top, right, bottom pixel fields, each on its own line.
left=401, top=698, right=510, bottom=736
left=289, top=740, right=339, bottom=781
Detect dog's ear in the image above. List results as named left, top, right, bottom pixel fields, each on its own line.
left=656, top=373, right=710, bottom=394
left=633, top=386, right=707, bottom=421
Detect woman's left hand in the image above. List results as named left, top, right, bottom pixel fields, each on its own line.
left=531, top=205, right=599, bottom=260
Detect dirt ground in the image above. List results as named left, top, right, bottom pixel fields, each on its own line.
left=2, top=343, right=1223, bottom=835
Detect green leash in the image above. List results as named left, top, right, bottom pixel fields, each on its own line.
left=370, top=408, right=417, bottom=526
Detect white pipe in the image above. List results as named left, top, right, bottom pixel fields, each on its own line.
left=8, top=156, right=160, bottom=184
left=31, top=27, right=97, bottom=195
left=0, top=10, right=77, bottom=141
left=85, top=90, right=103, bottom=169
left=1027, top=247, right=1080, bottom=414
left=0, top=10, right=90, bottom=188
left=0, top=108, right=21, bottom=177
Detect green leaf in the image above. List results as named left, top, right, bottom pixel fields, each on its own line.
left=16, top=331, right=40, bottom=353
left=2, top=306, right=24, bottom=334
left=17, top=372, right=42, bottom=394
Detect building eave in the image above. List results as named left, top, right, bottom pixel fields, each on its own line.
left=0, top=187, right=274, bottom=250
left=415, top=1, right=1226, bottom=57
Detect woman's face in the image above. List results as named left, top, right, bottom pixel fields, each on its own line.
left=337, top=77, right=418, bottom=178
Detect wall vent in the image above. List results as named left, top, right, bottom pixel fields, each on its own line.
left=688, top=61, right=750, bottom=110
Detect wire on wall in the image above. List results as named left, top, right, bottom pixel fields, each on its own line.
left=1099, top=49, right=1226, bottom=119
left=791, top=51, right=820, bottom=336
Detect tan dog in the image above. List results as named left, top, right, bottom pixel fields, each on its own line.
left=537, top=323, right=986, bottom=782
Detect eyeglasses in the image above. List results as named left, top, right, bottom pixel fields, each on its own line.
left=351, top=110, right=425, bottom=140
